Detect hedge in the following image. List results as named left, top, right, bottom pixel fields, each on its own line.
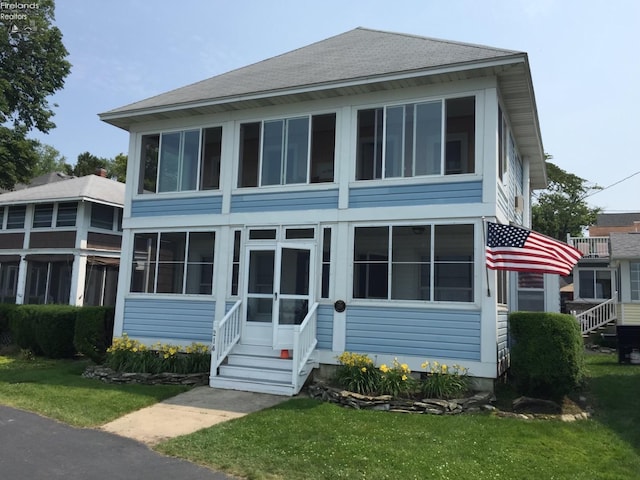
left=509, top=311, right=586, bottom=399
left=73, top=306, right=115, bottom=363
left=32, top=305, right=79, bottom=358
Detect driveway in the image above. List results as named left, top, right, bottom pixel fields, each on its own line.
left=0, top=405, right=233, bottom=479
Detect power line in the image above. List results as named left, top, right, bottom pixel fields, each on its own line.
left=583, top=169, right=640, bottom=199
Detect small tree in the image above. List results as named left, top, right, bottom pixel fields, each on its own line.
left=532, top=159, right=601, bottom=240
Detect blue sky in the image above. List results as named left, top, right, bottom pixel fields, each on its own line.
left=29, top=0, right=640, bottom=213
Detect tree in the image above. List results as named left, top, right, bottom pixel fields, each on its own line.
left=532, top=159, right=602, bottom=240
left=71, top=152, right=110, bottom=177
left=0, top=0, right=71, bottom=189
left=32, top=141, right=70, bottom=176
left=111, top=153, right=128, bottom=182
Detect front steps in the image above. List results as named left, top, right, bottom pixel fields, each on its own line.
left=210, top=344, right=315, bottom=396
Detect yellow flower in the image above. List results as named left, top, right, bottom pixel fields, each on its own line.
left=401, top=363, right=410, bottom=373
left=442, top=364, right=448, bottom=373
left=401, top=374, right=408, bottom=381
left=361, top=367, right=367, bottom=373
left=421, top=361, right=428, bottom=369
left=132, top=347, right=138, bottom=353
left=380, top=364, right=389, bottom=373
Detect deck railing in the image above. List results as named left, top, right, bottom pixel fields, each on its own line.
left=292, top=302, right=318, bottom=392
left=574, top=297, right=617, bottom=335
left=567, top=235, right=609, bottom=258
left=211, top=300, right=242, bottom=378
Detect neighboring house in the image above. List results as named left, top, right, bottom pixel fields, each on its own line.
left=567, top=213, right=640, bottom=338
left=0, top=173, right=124, bottom=306
left=99, top=28, right=548, bottom=395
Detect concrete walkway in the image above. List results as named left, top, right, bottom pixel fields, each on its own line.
left=101, top=387, right=289, bottom=445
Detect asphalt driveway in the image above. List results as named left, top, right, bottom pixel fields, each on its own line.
left=0, top=405, right=232, bottom=479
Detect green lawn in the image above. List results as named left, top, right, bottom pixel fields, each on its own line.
left=157, top=354, right=640, bottom=480
left=0, top=355, right=187, bottom=427
left=0, top=352, right=638, bottom=479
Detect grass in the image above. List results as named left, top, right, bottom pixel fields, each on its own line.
left=157, top=354, right=640, bottom=480
left=0, top=351, right=638, bottom=479
left=0, top=354, right=188, bottom=427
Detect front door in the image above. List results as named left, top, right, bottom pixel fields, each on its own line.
left=243, top=243, right=314, bottom=348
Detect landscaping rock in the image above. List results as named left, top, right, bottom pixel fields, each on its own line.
left=82, top=365, right=208, bottom=386
left=513, top=396, right=562, bottom=414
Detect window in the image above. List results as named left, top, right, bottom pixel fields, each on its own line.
left=139, top=127, right=222, bottom=194
left=33, top=204, right=54, bottom=228
left=130, top=231, right=215, bottom=295
left=356, top=97, right=475, bottom=180
left=517, top=271, right=544, bottom=311
left=6, top=205, right=25, bottom=229
left=0, top=261, right=19, bottom=303
left=631, top=263, right=640, bottom=301
left=578, top=269, right=612, bottom=300
left=498, top=106, right=507, bottom=181
left=497, top=270, right=508, bottom=305
left=238, top=113, right=336, bottom=187
left=321, top=227, right=331, bottom=298
left=353, top=224, right=474, bottom=302
left=25, top=260, right=72, bottom=304
left=84, top=263, right=118, bottom=306
left=56, top=202, right=77, bottom=227
left=91, top=204, right=115, bottom=230
left=231, top=230, right=241, bottom=296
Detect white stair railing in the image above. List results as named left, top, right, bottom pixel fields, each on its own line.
left=211, top=300, right=242, bottom=378
left=292, top=302, right=318, bottom=392
left=574, top=297, right=617, bottom=335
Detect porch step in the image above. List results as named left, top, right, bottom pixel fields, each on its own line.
left=219, top=364, right=292, bottom=384
left=227, top=353, right=292, bottom=370
left=210, top=375, right=296, bottom=396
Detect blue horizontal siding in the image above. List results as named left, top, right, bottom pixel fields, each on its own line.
left=131, top=195, right=222, bottom=217
left=123, top=298, right=215, bottom=342
left=345, top=306, right=481, bottom=360
left=349, top=181, right=482, bottom=208
left=231, top=189, right=339, bottom=213
left=316, top=304, right=333, bottom=350
left=497, top=312, right=509, bottom=369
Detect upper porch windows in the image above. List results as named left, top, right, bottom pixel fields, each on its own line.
left=356, top=96, right=475, bottom=180
left=238, top=113, right=336, bottom=187
left=139, top=127, right=222, bottom=194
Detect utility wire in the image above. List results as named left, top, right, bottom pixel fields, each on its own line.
left=583, top=169, right=640, bottom=199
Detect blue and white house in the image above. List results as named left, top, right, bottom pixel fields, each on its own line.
left=100, top=28, right=547, bottom=395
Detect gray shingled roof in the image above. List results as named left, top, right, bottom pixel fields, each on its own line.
left=596, top=213, right=640, bottom=227
left=0, top=174, right=125, bottom=207
left=102, top=28, right=520, bottom=117
left=99, top=27, right=545, bottom=188
left=610, top=232, right=640, bottom=259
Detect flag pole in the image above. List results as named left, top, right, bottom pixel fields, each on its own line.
left=482, top=217, right=491, bottom=297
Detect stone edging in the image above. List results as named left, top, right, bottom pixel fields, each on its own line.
left=82, top=365, right=208, bottom=386
left=308, top=383, right=591, bottom=422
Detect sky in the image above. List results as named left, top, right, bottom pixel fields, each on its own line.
left=24, top=0, right=640, bottom=213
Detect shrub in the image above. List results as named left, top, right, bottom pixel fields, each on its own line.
left=32, top=305, right=79, bottom=358
left=8, top=305, right=42, bottom=354
left=105, top=334, right=211, bottom=374
left=420, top=361, right=470, bottom=399
left=509, top=311, right=586, bottom=399
left=0, top=303, right=17, bottom=343
left=335, top=352, right=381, bottom=395
left=74, top=306, right=115, bottom=363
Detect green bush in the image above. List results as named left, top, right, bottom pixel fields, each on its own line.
left=335, top=352, right=381, bottom=395
left=9, top=306, right=42, bottom=354
left=0, top=303, right=17, bottom=339
left=32, top=305, right=79, bottom=359
left=509, top=311, right=586, bottom=399
left=73, top=306, right=114, bottom=363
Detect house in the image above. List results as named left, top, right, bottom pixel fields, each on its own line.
left=0, top=173, right=125, bottom=306
left=567, top=213, right=640, bottom=342
left=99, top=28, right=548, bottom=395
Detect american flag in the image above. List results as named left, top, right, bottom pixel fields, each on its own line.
left=485, top=221, right=582, bottom=276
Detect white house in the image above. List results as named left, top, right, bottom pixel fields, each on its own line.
left=0, top=173, right=124, bottom=306
left=100, top=28, right=547, bottom=395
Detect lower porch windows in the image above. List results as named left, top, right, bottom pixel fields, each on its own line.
left=25, top=260, right=72, bottom=304
left=130, top=231, right=215, bottom=295
left=578, top=269, right=612, bottom=300
left=353, top=224, right=474, bottom=302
